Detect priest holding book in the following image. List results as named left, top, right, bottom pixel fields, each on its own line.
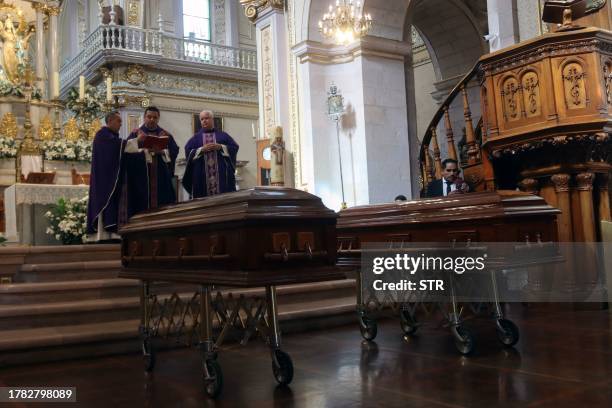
left=182, top=110, right=239, bottom=198
left=125, top=106, right=179, bottom=208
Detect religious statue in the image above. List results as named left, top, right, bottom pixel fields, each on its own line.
left=270, top=125, right=285, bottom=186
left=0, top=10, right=35, bottom=85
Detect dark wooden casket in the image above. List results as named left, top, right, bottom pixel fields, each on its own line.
left=119, top=187, right=343, bottom=286
left=118, top=187, right=344, bottom=396
left=336, top=191, right=561, bottom=354
left=337, top=191, right=560, bottom=267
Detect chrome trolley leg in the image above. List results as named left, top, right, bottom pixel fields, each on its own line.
left=140, top=280, right=155, bottom=371
left=448, top=272, right=475, bottom=355
left=266, top=285, right=293, bottom=386
left=200, top=285, right=223, bottom=398
left=356, top=268, right=377, bottom=341
left=490, top=269, right=520, bottom=347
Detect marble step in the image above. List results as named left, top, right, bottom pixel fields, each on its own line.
left=0, top=279, right=197, bottom=305
left=0, top=280, right=356, bottom=330
left=16, top=260, right=122, bottom=282
left=0, top=296, right=357, bottom=366
left=0, top=244, right=121, bottom=265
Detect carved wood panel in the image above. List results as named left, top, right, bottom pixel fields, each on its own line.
left=501, top=76, right=521, bottom=122
left=562, top=62, right=588, bottom=109
left=521, top=71, right=541, bottom=118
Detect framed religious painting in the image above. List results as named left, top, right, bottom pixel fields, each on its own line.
left=193, top=114, right=223, bottom=134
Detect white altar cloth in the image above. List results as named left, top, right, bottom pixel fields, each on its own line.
left=4, top=183, right=89, bottom=245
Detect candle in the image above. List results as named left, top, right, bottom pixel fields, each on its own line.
left=251, top=122, right=256, bottom=139
left=52, top=72, right=60, bottom=99
left=79, top=76, right=85, bottom=100
left=106, top=76, right=112, bottom=101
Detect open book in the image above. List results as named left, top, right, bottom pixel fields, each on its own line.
left=142, top=135, right=169, bottom=151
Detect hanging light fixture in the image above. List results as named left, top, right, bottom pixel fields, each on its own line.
left=318, top=0, right=372, bottom=45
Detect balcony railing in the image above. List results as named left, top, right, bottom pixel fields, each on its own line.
left=60, top=25, right=257, bottom=92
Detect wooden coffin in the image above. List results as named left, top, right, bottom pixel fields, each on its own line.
left=337, top=191, right=561, bottom=268
left=119, top=187, right=343, bottom=286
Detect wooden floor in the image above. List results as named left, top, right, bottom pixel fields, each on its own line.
left=1, top=307, right=612, bottom=407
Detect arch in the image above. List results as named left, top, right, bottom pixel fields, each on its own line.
left=403, top=0, right=486, bottom=82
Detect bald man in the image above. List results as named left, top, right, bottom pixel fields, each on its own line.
left=182, top=110, right=239, bottom=198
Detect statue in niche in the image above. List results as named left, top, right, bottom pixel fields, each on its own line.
left=0, top=10, right=34, bottom=85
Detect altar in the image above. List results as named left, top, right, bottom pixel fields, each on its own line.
left=4, top=183, right=88, bottom=245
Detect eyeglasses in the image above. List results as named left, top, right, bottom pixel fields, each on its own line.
left=445, top=169, right=459, bottom=173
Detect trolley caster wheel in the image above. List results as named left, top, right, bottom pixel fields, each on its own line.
left=400, top=310, right=418, bottom=336
left=358, top=314, right=378, bottom=341
left=452, top=325, right=475, bottom=355
left=142, top=337, right=155, bottom=372
left=496, top=319, right=519, bottom=347
left=203, top=359, right=223, bottom=398
left=272, top=349, right=294, bottom=386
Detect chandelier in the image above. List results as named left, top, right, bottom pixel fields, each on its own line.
left=318, top=0, right=372, bottom=45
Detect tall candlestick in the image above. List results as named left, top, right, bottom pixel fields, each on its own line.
left=106, top=76, right=112, bottom=101
left=79, top=76, right=85, bottom=100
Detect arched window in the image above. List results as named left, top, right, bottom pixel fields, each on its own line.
left=183, top=0, right=211, bottom=41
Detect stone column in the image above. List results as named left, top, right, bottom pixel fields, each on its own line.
left=33, top=2, right=46, bottom=98
left=248, top=2, right=289, bottom=143
left=486, top=0, right=519, bottom=51
left=225, top=0, right=240, bottom=48
left=47, top=3, right=61, bottom=100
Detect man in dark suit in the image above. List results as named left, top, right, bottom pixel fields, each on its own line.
left=423, top=158, right=470, bottom=198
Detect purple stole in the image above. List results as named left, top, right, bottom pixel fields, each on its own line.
left=203, top=131, right=220, bottom=196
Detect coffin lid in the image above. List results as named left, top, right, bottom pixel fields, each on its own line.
left=337, top=191, right=559, bottom=229
left=119, top=187, right=336, bottom=234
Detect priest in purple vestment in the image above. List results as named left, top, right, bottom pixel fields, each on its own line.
left=86, top=111, right=125, bottom=239
left=125, top=106, right=179, bottom=208
left=182, top=110, right=239, bottom=198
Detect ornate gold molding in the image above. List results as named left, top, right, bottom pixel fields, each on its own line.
left=39, top=115, right=53, bottom=140
left=240, top=0, right=284, bottom=23
left=64, top=118, right=79, bottom=141
left=261, top=25, right=276, bottom=137
left=0, top=113, right=18, bottom=139
left=124, top=64, right=147, bottom=86
left=45, top=6, right=60, bottom=16
left=127, top=0, right=140, bottom=26
left=31, top=2, right=46, bottom=12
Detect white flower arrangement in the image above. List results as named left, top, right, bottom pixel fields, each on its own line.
left=45, top=195, right=88, bottom=245
left=42, top=138, right=92, bottom=162
left=0, top=136, right=20, bottom=158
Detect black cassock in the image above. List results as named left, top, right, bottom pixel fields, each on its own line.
left=125, top=125, right=179, bottom=209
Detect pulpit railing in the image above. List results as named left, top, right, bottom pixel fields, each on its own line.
left=419, top=62, right=484, bottom=190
